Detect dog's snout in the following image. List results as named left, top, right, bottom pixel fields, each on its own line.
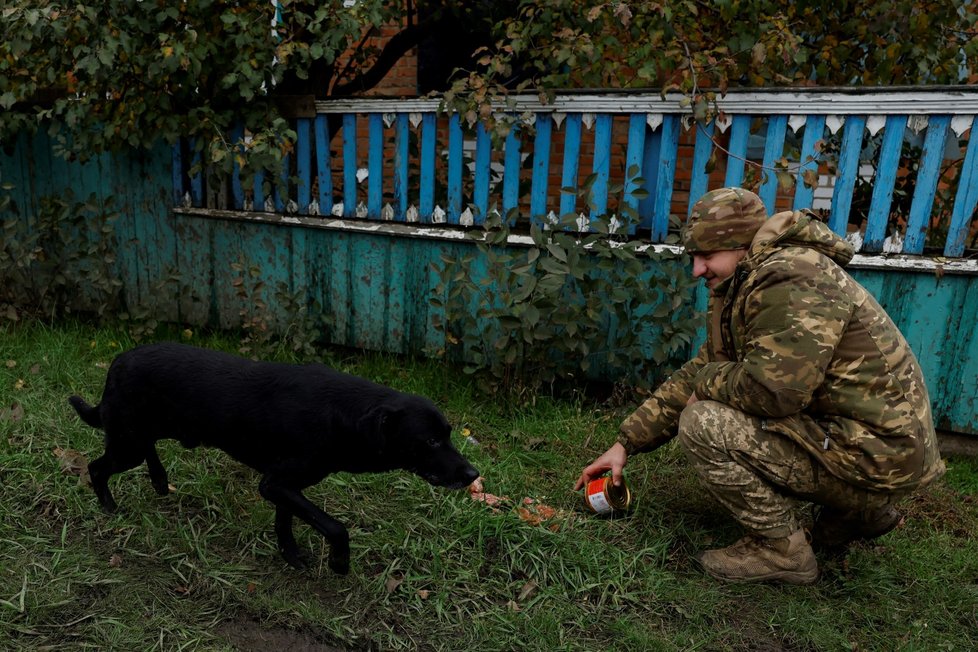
left=460, top=464, right=479, bottom=485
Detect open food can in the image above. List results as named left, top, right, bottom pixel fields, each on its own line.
left=583, top=474, right=631, bottom=515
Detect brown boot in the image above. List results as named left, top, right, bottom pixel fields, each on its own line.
left=695, top=529, right=818, bottom=585
left=811, top=504, right=903, bottom=551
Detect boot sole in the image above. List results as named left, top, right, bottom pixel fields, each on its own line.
left=701, top=565, right=819, bottom=585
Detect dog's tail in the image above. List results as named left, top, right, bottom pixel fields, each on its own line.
left=68, top=395, right=102, bottom=428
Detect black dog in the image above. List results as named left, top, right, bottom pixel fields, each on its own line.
left=69, top=342, right=479, bottom=574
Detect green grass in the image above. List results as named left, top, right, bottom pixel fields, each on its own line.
left=2, top=319, right=977, bottom=651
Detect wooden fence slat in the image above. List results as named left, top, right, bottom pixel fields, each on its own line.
left=529, top=114, right=553, bottom=223
left=447, top=114, right=463, bottom=223
left=622, top=113, right=647, bottom=232
left=253, top=168, right=265, bottom=211
left=688, top=119, right=715, bottom=213
left=559, top=114, right=583, bottom=219
left=724, top=114, right=751, bottom=188
left=905, top=115, right=951, bottom=254
left=343, top=114, right=357, bottom=217
left=652, top=115, right=681, bottom=241
left=864, top=115, right=907, bottom=251
left=759, top=115, right=787, bottom=214
left=230, top=123, right=245, bottom=210
left=190, top=142, right=203, bottom=208
left=638, top=123, right=661, bottom=229
left=394, top=113, right=409, bottom=221
left=171, top=143, right=184, bottom=206
left=828, top=115, right=866, bottom=235
left=590, top=114, right=613, bottom=222
left=274, top=152, right=288, bottom=213
left=473, top=122, right=491, bottom=222
left=314, top=115, right=333, bottom=215
left=368, top=113, right=384, bottom=218
left=296, top=118, right=312, bottom=213
left=945, top=115, right=978, bottom=257
left=793, top=115, right=826, bottom=210
left=502, top=123, right=522, bottom=219
left=419, top=113, right=436, bottom=221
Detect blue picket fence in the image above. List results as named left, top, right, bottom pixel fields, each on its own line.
left=4, top=87, right=978, bottom=432
left=173, top=88, right=978, bottom=260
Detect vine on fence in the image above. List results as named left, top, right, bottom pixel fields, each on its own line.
left=0, top=189, right=327, bottom=359
left=0, top=190, right=123, bottom=321
left=429, top=207, right=701, bottom=396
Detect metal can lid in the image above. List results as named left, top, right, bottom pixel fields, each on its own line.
left=605, top=477, right=632, bottom=511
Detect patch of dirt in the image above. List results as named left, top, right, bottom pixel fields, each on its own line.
left=216, top=615, right=349, bottom=652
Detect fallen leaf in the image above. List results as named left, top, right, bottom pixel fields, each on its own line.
left=507, top=600, right=521, bottom=612
left=247, top=582, right=257, bottom=594
left=5, top=360, right=16, bottom=369
left=13, top=379, right=25, bottom=390
left=95, top=362, right=109, bottom=369
left=29, top=364, right=40, bottom=375
left=385, top=575, right=404, bottom=594
left=517, top=580, right=538, bottom=602
left=53, top=447, right=88, bottom=475
left=168, top=483, right=176, bottom=493
left=173, top=585, right=191, bottom=596
left=108, top=554, right=123, bottom=568
left=416, top=589, right=431, bottom=600
left=0, top=402, right=24, bottom=422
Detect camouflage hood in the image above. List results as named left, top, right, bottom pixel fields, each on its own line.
left=745, top=210, right=854, bottom=272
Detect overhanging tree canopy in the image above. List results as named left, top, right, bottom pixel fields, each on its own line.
left=1, top=0, right=975, bottom=162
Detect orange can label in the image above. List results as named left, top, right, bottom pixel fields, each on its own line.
left=584, top=475, right=631, bottom=514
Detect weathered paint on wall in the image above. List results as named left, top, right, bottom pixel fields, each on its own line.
left=850, top=268, right=978, bottom=435
left=2, top=138, right=976, bottom=435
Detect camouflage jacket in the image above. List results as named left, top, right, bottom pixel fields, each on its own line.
left=619, top=211, right=945, bottom=492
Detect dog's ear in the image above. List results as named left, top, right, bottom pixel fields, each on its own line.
left=357, top=404, right=401, bottom=453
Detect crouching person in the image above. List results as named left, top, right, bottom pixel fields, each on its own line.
left=575, top=187, right=945, bottom=585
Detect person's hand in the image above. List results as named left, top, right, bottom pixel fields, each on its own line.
left=574, top=442, right=628, bottom=490
left=686, top=392, right=699, bottom=406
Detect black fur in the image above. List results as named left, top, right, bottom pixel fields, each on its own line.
left=69, top=342, right=479, bottom=574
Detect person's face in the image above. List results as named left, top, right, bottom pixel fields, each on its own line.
left=691, top=249, right=748, bottom=289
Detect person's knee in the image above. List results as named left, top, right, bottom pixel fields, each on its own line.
left=677, top=400, right=725, bottom=454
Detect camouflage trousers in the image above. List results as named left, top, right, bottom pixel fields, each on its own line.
left=677, top=400, right=899, bottom=538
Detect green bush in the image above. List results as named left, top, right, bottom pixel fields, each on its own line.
left=430, top=210, right=701, bottom=394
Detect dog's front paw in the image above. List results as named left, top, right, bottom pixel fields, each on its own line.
left=280, top=547, right=309, bottom=571
left=328, top=554, right=350, bottom=576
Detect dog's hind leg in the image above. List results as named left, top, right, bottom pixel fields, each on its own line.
left=258, top=475, right=351, bottom=575
left=87, top=454, right=119, bottom=512
left=89, top=432, right=152, bottom=513
left=145, top=444, right=170, bottom=497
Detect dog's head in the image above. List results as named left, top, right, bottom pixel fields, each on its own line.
left=357, top=397, right=479, bottom=489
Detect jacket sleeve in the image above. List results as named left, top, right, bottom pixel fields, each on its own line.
left=692, top=258, right=854, bottom=418
left=617, top=344, right=708, bottom=454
